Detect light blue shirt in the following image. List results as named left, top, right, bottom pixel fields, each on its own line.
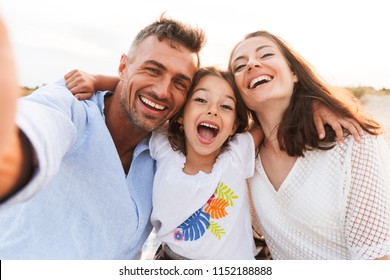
left=0, top=80, right=155, bottom=259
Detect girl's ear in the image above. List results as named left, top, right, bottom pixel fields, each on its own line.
left=230, top=121, right=238, bottom=136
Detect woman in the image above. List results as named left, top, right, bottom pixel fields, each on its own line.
left=229, top=30, right=390, bottom=260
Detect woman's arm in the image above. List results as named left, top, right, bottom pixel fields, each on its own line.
left=64, top=69, right=119, bottom=100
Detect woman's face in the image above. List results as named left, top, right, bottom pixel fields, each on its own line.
left=230, top=36, right=298, bottom=112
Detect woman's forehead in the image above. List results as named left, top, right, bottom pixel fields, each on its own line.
left=233, top=36, right=276, bottom=56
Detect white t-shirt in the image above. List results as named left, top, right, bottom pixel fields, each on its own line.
left=150, top=130, right=256, bottom=259
left=250, top=133, right=390, bottom=259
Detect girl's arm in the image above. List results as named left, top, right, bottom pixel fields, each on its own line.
left=249, top=122, right=264, bottom=149
left=64, top=69, right=119, bottom=100
left=313, top=101, right=364, bottom=143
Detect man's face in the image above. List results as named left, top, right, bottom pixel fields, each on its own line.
left=119, top=36, right=198, bottom=132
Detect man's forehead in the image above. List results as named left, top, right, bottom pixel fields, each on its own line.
left=138, top=36, right=198, bottom=76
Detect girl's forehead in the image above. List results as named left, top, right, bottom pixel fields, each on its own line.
left=195, top=76, right=234, bottom=96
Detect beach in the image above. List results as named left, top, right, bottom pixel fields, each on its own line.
left=361, top=94, right=390, bottom=144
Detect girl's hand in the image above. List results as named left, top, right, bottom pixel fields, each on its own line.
left=313, top=101, right=364, bottom=143
left=64, top=69, right=96, bottom=100
left=64, top=70, right=120, bottom=100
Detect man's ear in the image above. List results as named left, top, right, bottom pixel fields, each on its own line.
left=177, top=116, right=183, bottom=125
left=118, top=54, right=127, bottom=79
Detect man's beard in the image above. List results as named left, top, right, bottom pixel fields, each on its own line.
left=119, top=86, right=165, bottom=132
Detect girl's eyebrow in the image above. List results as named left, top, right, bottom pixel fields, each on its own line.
left=193, top=88, right=236, bottom=102
left=232, top=44, right=273, bottom=64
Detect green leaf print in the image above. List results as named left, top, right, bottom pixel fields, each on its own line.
left=208, top=221, right=226, bottom=240
left=216, top=182, right=238, bottom=206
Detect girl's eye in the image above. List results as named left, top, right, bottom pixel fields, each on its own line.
left=194, top=97, right=206, bottom=103
left=221, top=104, right=234, bottom=111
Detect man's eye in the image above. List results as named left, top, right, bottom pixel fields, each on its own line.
left=146, top=67, right=159, bottom=74
left=174, top=80, right=187, bottom=90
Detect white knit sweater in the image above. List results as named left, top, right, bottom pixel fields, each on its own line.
left=250, top=133, right=390, bottom=259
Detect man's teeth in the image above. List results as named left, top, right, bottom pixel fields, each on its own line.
left=250, top=75, right=272, bottom=89
left=140, top=96, right=165, bottom=110
left=200, top=122, right=218, bottom=130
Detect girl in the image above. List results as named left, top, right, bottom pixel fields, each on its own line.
left=149, top=67, right=261, bottom=259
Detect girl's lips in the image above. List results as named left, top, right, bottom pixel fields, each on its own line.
left=197, top=121, right=219, bottom=144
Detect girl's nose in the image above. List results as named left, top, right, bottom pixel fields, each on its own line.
left=207, top=111, right=217, bottom=117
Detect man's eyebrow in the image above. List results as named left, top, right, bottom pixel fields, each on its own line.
left=145, top=60, right=167, bottom=71
left=145, top=60, right=192, bottom=83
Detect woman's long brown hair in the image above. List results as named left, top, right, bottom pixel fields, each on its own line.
left=229, top=31, right=382, bottom=157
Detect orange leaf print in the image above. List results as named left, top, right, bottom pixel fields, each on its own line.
left=204, top=198, right=229, bottom=219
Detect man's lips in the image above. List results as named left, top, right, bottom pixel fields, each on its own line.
left=140, top=96, right=166, bottom=111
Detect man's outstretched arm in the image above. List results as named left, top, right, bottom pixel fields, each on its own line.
left=0, top=18, right=35, bottom=202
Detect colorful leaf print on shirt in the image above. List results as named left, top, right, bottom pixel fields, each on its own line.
left=173, top=182, right=237, bottom=241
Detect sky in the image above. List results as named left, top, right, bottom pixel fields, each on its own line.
left=0, top=0, right=389, bottom=89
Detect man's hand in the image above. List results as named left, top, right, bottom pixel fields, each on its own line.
left=0, top=18, right=25, bottom=200
left=0, top=18, right=19, bottom=156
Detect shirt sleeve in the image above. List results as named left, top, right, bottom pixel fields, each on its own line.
left=228, top=132, right=256, bottom=179
left=7, top=80, right=86, bottom=204
left=344, top=134, right=390, bottom=259
left=149, top=128, right=172, bottom=161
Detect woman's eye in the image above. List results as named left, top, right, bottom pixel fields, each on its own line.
left=261, top=53, right=273, bottom=59
left=234, top=64, right=246, bottom=72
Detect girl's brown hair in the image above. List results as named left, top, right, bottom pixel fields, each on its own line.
left=229, top=30, right=382, bottom=157
left=167, top=66, right=249, bottom=155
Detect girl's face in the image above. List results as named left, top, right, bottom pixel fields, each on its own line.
left=181, top=75, right=237, bottom=159
left=230, top=36, right=298, bottom=112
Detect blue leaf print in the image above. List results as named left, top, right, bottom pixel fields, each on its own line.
left=178, top=209, right=210, bottom=241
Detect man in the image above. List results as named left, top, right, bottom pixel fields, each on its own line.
left=0, top=15, right=205, bottom=259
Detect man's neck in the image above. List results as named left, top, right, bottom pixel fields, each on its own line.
left=104, top=94, right=150, bottom=173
